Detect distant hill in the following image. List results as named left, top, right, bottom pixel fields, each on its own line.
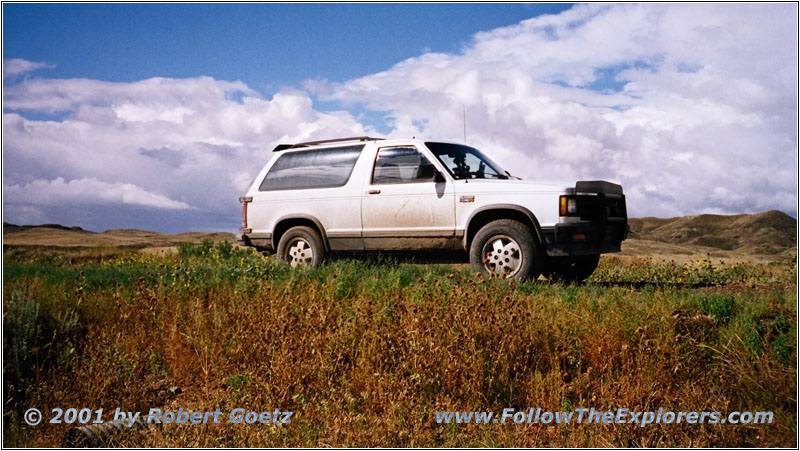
left=628, top=210, right=796, bottom=255
left=2, top=222, right=234, bottom=248
left=3, top=211, right=796, bottom=258
left=3, top=222, right=84, bottom=233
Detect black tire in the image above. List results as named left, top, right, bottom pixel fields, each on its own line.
left=469, top=219, right=542, bottom=280
left=547, top=254, right=600, bottom=283
left=276, top=226, right=325, bottom=268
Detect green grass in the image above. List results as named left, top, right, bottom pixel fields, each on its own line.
left=3, top=245, right=796, bottom=447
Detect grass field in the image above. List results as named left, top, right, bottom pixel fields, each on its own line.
left=3, top=241, right=796, bottom=447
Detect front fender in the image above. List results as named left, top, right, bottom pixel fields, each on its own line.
left=463, top=204, right=545, bottom=250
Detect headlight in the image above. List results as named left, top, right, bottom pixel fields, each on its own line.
left=559, top=196, right=578, bottom=216
left=568, top=198, right=577, bottom=214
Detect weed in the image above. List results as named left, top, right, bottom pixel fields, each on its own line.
left=2, top=247, right=796, bottom=447
left=4, top=291, right=41, bottom=382
left=699, top=294, right=737, bottom=323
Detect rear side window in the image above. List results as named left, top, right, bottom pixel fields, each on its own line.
left=259, top=145, right=364, bottom=191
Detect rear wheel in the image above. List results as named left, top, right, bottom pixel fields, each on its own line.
left=547, top=254, right=600, bottom=283
left=469, top=219, right=542, bottom=280
left=276, top=226, right=324, bottom=268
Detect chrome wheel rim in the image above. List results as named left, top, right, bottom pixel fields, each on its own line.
left=287, top=238, right=314, bottom=268
left=481, top=234, right=522, bottom=277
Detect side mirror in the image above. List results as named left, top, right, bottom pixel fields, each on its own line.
left=417, top=163, right=435, bottom=179
left=434, top=171, right=446, bottom=183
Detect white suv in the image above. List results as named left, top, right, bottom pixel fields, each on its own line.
left=238, top=137, right=627, bottom=281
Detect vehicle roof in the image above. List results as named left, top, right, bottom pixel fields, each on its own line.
left=272, top=136, right=382, bottom=152
left=271, top=136, right=439, bottom=152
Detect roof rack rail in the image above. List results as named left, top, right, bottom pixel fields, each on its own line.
left=272, top=136, right=384, bottom=152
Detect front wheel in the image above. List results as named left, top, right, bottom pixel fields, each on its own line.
left=469, top=219, right=542, bottom=280
left=547, top=254, right=600, bottom=283
left=276, top=226, right=325, bottom=268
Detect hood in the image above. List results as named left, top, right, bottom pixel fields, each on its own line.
left=452, top=178, right=570, bottom=194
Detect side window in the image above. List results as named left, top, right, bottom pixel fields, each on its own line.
left=372, top=147, right=437, bottom=184
left=259, top=145, right=363, bottom=191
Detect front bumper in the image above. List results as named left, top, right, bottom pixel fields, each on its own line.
left=541, top=218, right=628, bottom=257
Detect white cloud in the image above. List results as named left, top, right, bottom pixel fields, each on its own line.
left=113, top=104, right=193, bottom=124
left=3, top=76, right=372, bottom=231
left=313, top=3, right=798, bottom=218
left=4, top=177, right=193, bottom=210
left=3, top=76, right=254, bottom=113
left=3, top=58, right=53, bottom=78
left=2, top=4, right=796, bottom=232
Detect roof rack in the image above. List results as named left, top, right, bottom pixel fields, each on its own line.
left=272, top=136, right=384, bottom=152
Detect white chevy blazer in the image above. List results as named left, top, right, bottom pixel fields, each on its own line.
left=238, top=137, right=627, bottom=281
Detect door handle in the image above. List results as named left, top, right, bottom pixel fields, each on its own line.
left=367, top=189, right=381, bottom=195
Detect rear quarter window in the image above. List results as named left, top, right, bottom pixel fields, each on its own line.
left=259, top=145, right=364, bottom=191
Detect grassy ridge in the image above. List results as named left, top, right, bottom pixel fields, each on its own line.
left=3, top=242, right=796, bottom=447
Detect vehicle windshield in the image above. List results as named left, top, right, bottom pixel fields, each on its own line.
left=425, top=142, right=508, bottom=180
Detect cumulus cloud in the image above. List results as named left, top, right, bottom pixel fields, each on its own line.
left=3, top=75, right=371, bottom=231
left=3, top=58, right=53, bottom=78
left=4, top=177, right=193, bottom=210
left=313, top=3, right=798, bottom=218
left=2, top=4, right=796, bottom=233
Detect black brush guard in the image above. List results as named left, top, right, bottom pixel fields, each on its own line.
left=544, top=181, right=629, bottom=257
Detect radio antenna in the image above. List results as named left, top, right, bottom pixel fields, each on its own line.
left=463, top=104, right=467, bottom=144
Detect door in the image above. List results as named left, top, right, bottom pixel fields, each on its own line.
left=361, top=145, right=456, bottom=249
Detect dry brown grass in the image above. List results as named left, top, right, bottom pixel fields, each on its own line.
left=3, top=244, right=796, bottom=447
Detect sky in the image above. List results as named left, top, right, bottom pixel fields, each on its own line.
left=2, top=3, right=797, bottom=233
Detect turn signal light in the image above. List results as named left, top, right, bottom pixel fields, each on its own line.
left=559, top=196, right=578, bottom=216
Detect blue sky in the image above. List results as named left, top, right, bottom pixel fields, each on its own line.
left=4, top=4, right=571, bottom=92
left=2, top=3, right=797, bottom=233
